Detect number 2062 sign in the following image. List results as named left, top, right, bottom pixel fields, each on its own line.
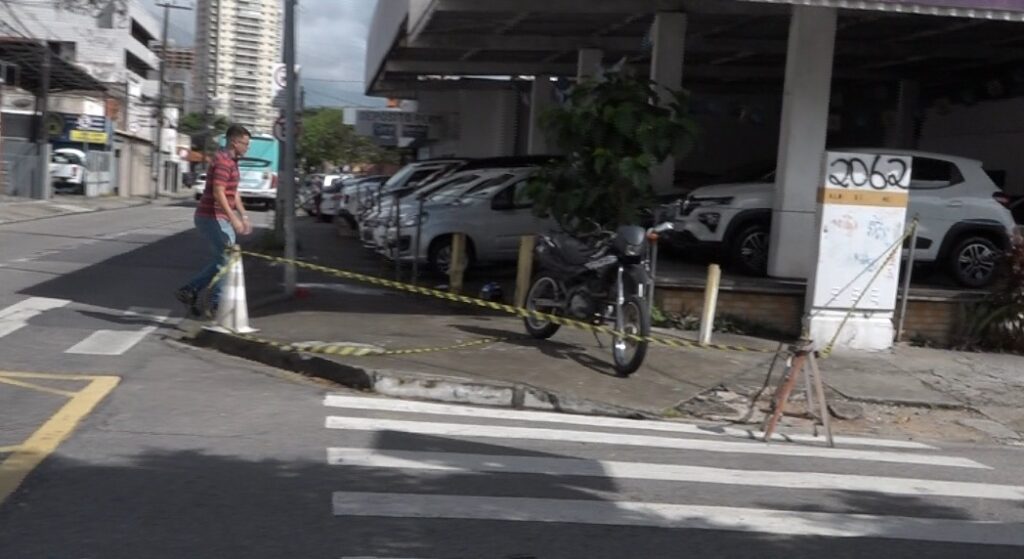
left=809, top=152, right=913, bottom=311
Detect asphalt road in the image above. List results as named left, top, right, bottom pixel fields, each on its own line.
left=0, top=202, right=1022, bottom=558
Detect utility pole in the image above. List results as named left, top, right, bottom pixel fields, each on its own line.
left=282, top=0, right=298, bottom=295
left=153, top=1, right=193, bottom=200
left=34, top=43, right=50, bottom=200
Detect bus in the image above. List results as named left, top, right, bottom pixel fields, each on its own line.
left=217, top=133, right=280, bottom=209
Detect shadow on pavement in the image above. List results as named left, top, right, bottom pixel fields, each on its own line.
left=0, top=430, right=1014, bottom=559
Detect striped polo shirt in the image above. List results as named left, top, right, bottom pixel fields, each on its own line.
left=196, top=149, right=240, bottom=219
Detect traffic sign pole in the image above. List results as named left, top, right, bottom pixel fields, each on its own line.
left=281, top=0, right=297, bottom=296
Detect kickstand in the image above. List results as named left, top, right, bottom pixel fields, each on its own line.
left=592, top=330, right=605, bottom=348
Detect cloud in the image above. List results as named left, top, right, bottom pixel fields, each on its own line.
left=139, top=0, right=385, bottom=108
left=296, top=0, right=385, bottom=108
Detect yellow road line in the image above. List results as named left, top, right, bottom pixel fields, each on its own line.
left=0, top=446, right=21, bottom=453
left=0, top=371, right=109, bottom=381
left=0, top=374, right=120, bottom=505
left=0, top=376, right=77, bottom=397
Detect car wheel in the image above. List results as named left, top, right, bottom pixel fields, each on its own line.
left=429, top=236, right=473, bottom=277
left=949, top=235, right=1000, bottom=288
left=729, top=222, right=770, bottom=276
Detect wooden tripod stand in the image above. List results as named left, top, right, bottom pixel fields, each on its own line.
left=761, top=340, right=834, bottom=447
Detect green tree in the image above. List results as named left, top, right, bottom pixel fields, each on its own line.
left=178, top=112, right=229, bottom=149
left=528, top=69, right=698, bottom=233
left=298, top=108, right=396, bottom=168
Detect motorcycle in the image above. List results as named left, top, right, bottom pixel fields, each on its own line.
left=522, top=221, right=674, bottom=376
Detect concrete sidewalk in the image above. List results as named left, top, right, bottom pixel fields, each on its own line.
left=183, top=217, right=1024, bottom=443
left=0, top=193, right=190, bottom=225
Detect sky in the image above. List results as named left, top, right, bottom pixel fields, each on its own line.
left=142, top=0, right=386, bottom=109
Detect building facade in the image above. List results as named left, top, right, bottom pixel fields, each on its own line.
left=195, top=0, right=282, bottom=133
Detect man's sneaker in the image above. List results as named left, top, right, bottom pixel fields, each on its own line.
left=175, top=287, right=201, bottom=317
left=202, top=303, right=219, bottom=321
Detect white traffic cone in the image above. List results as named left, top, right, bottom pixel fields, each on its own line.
left=212, top=247, right=258, bottom=333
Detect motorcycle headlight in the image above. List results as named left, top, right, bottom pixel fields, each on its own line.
left=624, top=243, right=642, bottom=256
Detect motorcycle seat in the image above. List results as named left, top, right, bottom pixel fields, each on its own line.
left=550, top=234, right=605, bottom=266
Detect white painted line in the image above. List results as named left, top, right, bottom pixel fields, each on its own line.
left=323, top=395, right=937, bottom=450
left=324, top=417, right=988, bottom=469
left=0, top=297, right=70, bottom=339
left=327, top=448, right=1023, bottom=501
left=65, top=327, right=158, bottom=355
left=331, top=492, right=1024, bottom=546
left=64, top=307, right=169, bottom=355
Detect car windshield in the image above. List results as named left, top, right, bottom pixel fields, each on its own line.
left=412, top=173, right=480, bottom=200
left=52, top=153, right=82, bottom=164
left=425, top=174, right=498, bottom=204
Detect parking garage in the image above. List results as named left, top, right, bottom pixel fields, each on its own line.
left=362, top=0, right=1024, bottom=348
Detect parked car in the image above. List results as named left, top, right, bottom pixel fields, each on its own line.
left=669, top=149, right=1017, bottom=288
left=192, top=173, right=208, bottom=200
left=336, top=175, right=389, bottom=227
left=317, top=176, right=353, bottom=222
left=299, top=173, right=326, bottom=215
left=384, top=168, right=554, bottom=274
left=50, top=148, right=88, bottom=194
left=367, top=168, right=530, bottom=254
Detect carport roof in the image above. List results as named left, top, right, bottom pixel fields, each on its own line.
left=367, top=0, right=1024, bottom=98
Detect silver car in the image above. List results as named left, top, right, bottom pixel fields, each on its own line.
left=385, top=168, right=557, bottom=274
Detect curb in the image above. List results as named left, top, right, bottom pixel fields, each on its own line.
left=186, top=327, right=656, bottom=420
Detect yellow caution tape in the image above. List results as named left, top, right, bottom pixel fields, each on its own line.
left=237, top=249, right=778, bottom=354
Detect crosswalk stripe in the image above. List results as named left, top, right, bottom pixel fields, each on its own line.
left=64, top=307, right=169, bottom=356
left=323, top=394, right=935, bottom=450
left=0, top=297, right=70, bottom=339
left=324, top=416, right=988, bottom=469
left=331, top=492, right=1024, bottom=546
left=327, top=448, right=1024, bottom=501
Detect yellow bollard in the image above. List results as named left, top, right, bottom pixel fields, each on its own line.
left=449, top=233, right=467, bottom=294
left=699, top=263, right=722, bottom=345
left=514, top=235, right=536, bottom=308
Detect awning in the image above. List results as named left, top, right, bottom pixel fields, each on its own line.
left=0, top=39, right=107, bottom=93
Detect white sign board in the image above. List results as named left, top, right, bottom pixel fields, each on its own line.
left=805, top=151, right=912, bottom=352
left=354, top=110, right=443, bottom=146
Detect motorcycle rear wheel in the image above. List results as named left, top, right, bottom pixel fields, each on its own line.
left=612, top=295, right=651, bottom=377
left=523, top=275, right=563, bottom=339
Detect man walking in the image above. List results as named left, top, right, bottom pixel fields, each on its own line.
left=176, top=124, right=253, bottom=318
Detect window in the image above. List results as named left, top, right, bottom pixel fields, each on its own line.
left=910, top=157, right=963, bottom=190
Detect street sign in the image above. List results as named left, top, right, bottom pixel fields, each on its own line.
left=271, top=63, right=301, bottom=109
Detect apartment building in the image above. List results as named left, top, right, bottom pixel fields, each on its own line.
left=195, top=0, right=282, bottom=133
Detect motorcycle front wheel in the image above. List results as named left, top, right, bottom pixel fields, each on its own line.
left=523, top=275, right=563, bottom=339
left=612, top=295, right=651, bottom=376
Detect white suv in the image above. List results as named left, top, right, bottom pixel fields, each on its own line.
left=670, top=149, right=1016, bottom=288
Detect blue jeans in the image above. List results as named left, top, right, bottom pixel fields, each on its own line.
left=184, top=215, right=236, bottom=308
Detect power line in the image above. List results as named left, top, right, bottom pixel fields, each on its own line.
left=301, top=86, right=383, bottom=108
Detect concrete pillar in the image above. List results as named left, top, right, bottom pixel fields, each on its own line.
left=528, top=74, right=555, bottom=154
left=767, top=6, right=838, bottom=279
left=577, top=48, right=603, bottom=80
left=649, top=12, right=687, bottom=193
